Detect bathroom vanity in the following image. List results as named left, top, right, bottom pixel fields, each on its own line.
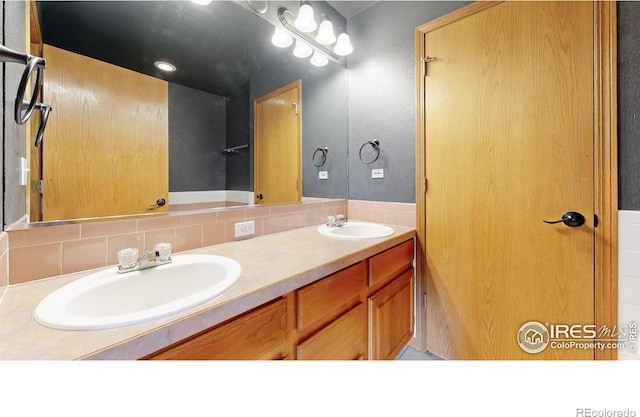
left=0, top=224, right=415, bottom=360
left=146, top=239, right=414, bottom=360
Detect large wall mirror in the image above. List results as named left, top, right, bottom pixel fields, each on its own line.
left=27, top=0, right=349, bottom=223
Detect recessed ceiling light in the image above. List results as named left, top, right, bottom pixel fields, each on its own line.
left=191, top=0, right=212, bottom=5
left=154, top=61, right=176, bottom=72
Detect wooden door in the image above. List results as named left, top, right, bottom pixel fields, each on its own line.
left=254, top=80, right=301, bottom=205
left=42, top=45, right=168, bottom=220
left=420, top=2, right=600, bottom=359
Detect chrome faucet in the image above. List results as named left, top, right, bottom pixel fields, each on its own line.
left=117, top=249, right=172, bottom=274
left=327, top=214, right=347, bottom=227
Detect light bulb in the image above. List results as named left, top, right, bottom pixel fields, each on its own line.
left=315, top=16, right=336, bottom=45
left=310, top=50, right=328, bottom=67
left=334, top=32, right=353, bottom=56
left=293, top=40, right=313, bottom=58
left=294, top=3, right=317, bottom=33
left=271, top=27, right=293, bottom=48
left=154, top=61, right=176, bottom=72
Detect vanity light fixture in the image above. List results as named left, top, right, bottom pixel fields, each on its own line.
left=315, top=14, right=336, bottom=45
left=294, top=2, right=317, bottom=33
left=272, top=27, right=293, bottom=48
left=273, top=5, right=353, bottom=66
left=334, top=32, right=354, bottom=56
left=293, top=40, right=313, bottom=58
left=310, top=50, right=328, bottom=67
left=154, top=61, right=176, bottom=72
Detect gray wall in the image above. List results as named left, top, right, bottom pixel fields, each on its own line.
left=249, top=45, right=349, bottom=199
left=168, top=84, right=251, bottom=194
left=3, top=1, right=27, bottom=226
left=225, top=93, right=250, bottom=191
left=347, top=1, right=469, bottom=203
left=618, top=1, right=640, bottom=210
left=169, top=83, right=227, bottom=192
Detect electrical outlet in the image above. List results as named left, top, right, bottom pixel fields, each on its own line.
left=319, top=171, right=329, bottom=180
left=235, top=220, right=255, bottom=237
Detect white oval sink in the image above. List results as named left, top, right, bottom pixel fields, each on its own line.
left=317, top=221, right=395, bottom=239
left=34, top=254, right=241, bottom=330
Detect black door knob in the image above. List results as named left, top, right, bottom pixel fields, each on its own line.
left=150, top=198, right=166, bottom=208
left=256, top=193, right=263, bottom=200
left=543, top=211, right=585, bottom=227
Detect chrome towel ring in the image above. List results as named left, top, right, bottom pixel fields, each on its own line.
left=15, top=56, right=45, bottom=125
left=23, top=101, right=52, bottom=147
left=1, top=44, right=46, bottom=125
left=359, top=139, right=380, bottom=164
left=313, top=147, right=328, bottom=167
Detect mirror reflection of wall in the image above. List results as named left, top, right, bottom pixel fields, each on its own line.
left=31, top=0, right=349, bottom=222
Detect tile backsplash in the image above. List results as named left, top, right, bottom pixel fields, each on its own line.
left=347, top=199, right=416, bottom=228
left=0, top=232, right=8, bottom=289
left=618, top=210, right=640, bottom=360
left=6, top=199, right=348, bottom=285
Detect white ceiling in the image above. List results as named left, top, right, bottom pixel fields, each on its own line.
left=327, top=1, right=378, bottom=19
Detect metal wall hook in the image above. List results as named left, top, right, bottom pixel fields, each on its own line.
left=359, top=139, right=380, bottom=164
left=312, top=147, right=328, bottom=167
left=0, top=44, right=34, bottom=65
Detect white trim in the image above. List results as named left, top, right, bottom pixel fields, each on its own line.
left=168, top=191, right=254, bottom=205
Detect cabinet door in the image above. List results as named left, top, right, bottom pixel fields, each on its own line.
left=297, top=303, right=367, bottom=360
left=368, top=269, right=414, bottom=360
left=147, top=297, right=288, bottom=360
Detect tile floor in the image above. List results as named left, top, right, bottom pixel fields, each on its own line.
left=396, top=346, right=444, bottom=360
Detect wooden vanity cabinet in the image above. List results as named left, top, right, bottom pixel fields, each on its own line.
left=146, top=297, right=289, bottom=360
left=145, top=238, right=415, bottom=360
left=295, top=261, right=368, bottom=360
left=369, top=269, right=414, bottom=360
left=368, top=239, right=415, bottom=360
left=296, top=303, right=367, bottom=360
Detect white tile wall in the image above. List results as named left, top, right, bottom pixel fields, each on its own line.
left=618, top=211, right=640, bottom=360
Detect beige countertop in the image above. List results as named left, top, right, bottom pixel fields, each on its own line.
left=0, top=224, right=415, bottom=360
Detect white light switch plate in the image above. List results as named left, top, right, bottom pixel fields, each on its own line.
left=20, top=157, right=30, bottom=186
left=319, top=171, right=328, bottom=180
left=371, top=168, right=384, bottom=179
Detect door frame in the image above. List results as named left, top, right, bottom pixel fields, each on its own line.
left=414, top=1, right=618, bottom=360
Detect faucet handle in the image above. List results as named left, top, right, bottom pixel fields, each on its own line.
left=117, top=248, right=139, bottom=268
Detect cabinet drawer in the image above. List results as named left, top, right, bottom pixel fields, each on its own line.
left=297, top=303, right=367, bottom=360
left=297, top=261, right=367, bottom=335
left=369, top=239, right=414, bottom=289
left=147, top=297, right=288, bottom=360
